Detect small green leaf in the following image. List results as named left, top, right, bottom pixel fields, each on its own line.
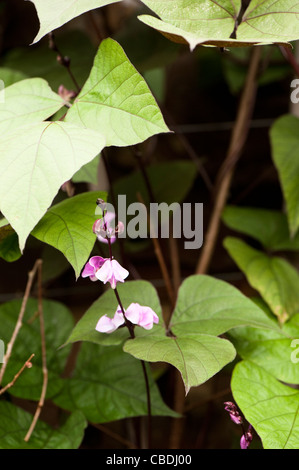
left=222, top=205, right=299, bottom=251
left=270, top=114, right=299, bottom=237
left=32, top=191, right=107, bottom=279
left=0, top=78, right=65, bottom=134
left=232, top=361, right=299, bottom=449
left=138, top=0, right=299, bottom=49
left=224, top=237, right=299, bottom=322
left=65, top=38, right=169, bottom=147
left=0, top=121, right=105, bottom=251
left=30, top=0, right=122, bottom=44
left=0, top=298, right=74, bottom=400
left=0, top=219, right=21, bottom=262
left=0, top=402, right=86, bottom=449
left=53, top=342, right=177, bottom=423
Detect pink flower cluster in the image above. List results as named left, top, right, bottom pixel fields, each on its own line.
left=81, top=209, right=159, bottom=335
left=96, top=303, right=159, bottom=333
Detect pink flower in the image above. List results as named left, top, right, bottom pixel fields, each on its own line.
left=240, top=425, right=253, bottom=449
left=125, top=303, right=159, bottom=330
left=93, top=212, right=124, bottom=244
left=224, top=401, right=243, bottom=425
left=95, top=303, right=159, bottom=334
left=81, top=256, right=106, bottom=281
left=95, top=309, right=125, bottom=333
left=82, top=256, right=129, bottom=289
left=95, top=259, right=129, bottom=289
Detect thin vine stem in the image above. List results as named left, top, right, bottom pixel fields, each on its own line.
left=195, top=46, right=262, bottom=275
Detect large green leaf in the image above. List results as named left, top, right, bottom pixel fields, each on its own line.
left=30, top=0, right=122, bottom=44
left=0, top=298, right=73, bottom=400
left=231, top=361, right=299, bottom=449
left=124, top=333, right=236, bottom=394
left=32, top=191, right=107, bottom=279
left=65, top=38, right=169, bottom=147
left=0, top=78, right=65, bottom=134
left=222, top=205, right=299, bottom=251
left=0, top=402, right=86, bottom=449
left=229, top=301, right=299, bottom=384
left=0, top=121, right=105, bottom=251
left=138, top=0, right=299, bottom=49
left=170, top=274, right=279, bottom=336
left=224, top=237, right=299, bottom=322
left=53, top=341, right=177, bottom=423
left=270, top=115, right=299, bottom=237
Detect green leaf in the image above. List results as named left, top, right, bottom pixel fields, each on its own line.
left=229, top=311, right=299, bottom=384
left=65, top=280, right=163, bottom=347
left=65, top=38, right=169, bottom=147
left=53, top=341, right=177, bottom=423
left=0, top=78, right=65, bottom=134
left=0, top=121, right=105, bottom=251
left=0, top=298, right=74, bottom=400
left=224, top=237, right=299, bottom=322
left=72, top=155, right=100, bottom=185
left=170, top=274, right=280, bottom=336
left=0, top=402, right=86, bottom=449
left=124, top=333, right=236, bottom=394
left=138, top=0, right=299, bottom=49
left=0, top=219, right=22, bottom=262
left=32, top=191, right=107, bottom=279
left=270, top=114, right=299, bottom=237
left=30, top=0, right=122, bottom=44
left=231, top=361, right=299, bottom=449
left=222, top=205, right=299, bottom=251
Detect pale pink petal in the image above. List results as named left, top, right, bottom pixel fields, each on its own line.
left=125, top=303, right=159, bottom=330
left=124, top=303, right=140, bottom=324
left=95, top=259, right=129, bottom=289
left=95, top=315, right=118, bottom=333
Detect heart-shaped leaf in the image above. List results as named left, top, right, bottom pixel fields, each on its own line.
left=0, top=121, right=105, bottom=251
left=270, top=114, right=299, bottom=237
left=0, top=402, right=86, bottom=449
left=229, top=302, right=299, bottom=384
left=224, top=236, right=299, bottom=322
left=65, top=38, right=169, bottom=147
left=30, top=0, right=122, bottom=44
left=124, top=332, right=236, bottom=394
left=0, top=78, right=65, bottom=134
left=53, top=341, right=177, bottom=423
left=32, top=191, right=107, bottom=279
left=231, top=361, right=299, bottom=449
left=138, top=0, right=299, bottom=49
left=222, top=205, right=299, bottom=251
left=170, top=274, right=280, bottom=336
